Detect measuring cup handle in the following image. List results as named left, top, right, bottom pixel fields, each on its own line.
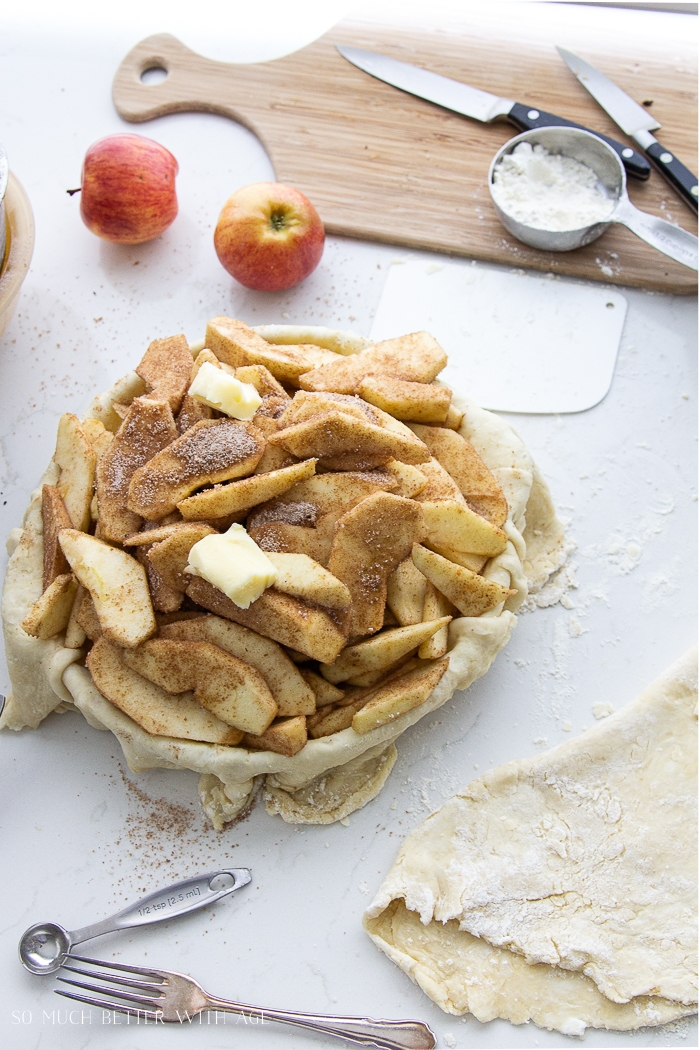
left=614, top=199, right=698, bottom=271
left=69, top=868, right=251, bottom=946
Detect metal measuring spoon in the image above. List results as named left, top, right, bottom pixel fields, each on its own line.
left=19, top=867, right=251, bottom=975
left=488, top=126, right=698, bottom=271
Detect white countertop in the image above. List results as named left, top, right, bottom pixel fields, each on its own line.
left=0, top=3, right=696, bottom=1048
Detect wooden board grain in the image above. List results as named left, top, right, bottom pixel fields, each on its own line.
left=112, top=19, right=697, bottom=293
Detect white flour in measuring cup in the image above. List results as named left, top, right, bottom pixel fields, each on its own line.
left=491, top=141, right=614, bottom=231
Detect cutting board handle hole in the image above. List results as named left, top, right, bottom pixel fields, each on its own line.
left=140, top=65, right=169, bottom=85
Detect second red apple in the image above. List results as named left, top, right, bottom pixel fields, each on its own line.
left=214, top=183, right=325, bottom=291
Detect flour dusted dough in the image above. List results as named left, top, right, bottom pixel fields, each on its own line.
left=1, top=329, right=566, bottom=827
left=364, top=649, right=698, bottom=1035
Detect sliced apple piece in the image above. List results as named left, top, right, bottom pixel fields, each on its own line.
left=75, top=588, right=102, bottom=641
left=327, top=491, right=426, bottom=637
left=243, top=715, right=307, bottom=756
left=192, top=347, right=222, bottom=372
left=186, top=576, right=347, bottom=664
left=264, top=552, right=351, bottom=610
left=21, top=573, right=78, bottom=639
left=383, top=460, right=427, bottom=498
left=177, top=459, right=316, bottom=520
left=87, top=637, right=243, bottom=744
left=54, top=413, right=97, bottom=533
left=58, top=528, right=156, bottom=648
left=351, top=658, right=449, bottom=734
left=443, top=403, right=465, bottom=430
left=300, top=668, right=345, bottom=707
left=63, top=583, right=87, bottom=649
left=278, top=390, right=381, bottom=428
left=320, top=618, right=450, bottom=684
left=413, top=457, right=464, bottom=503
left=346, top=653, right=417, bottom=688
left=177, top=347, right=219, bottom=434
left=412, top=543, right=514, bottom=618
left=386, top=558, right=428, bottom=626
left=122, top=638, right=277, bottom=735
left=250, top=521, right=333, bottom=567
left=96, top=396, right=178, bottom=542
left=271, top=410, right=430, bottom=466
left=357, top=376, right=451, bottom=424
left=274, top=469, right=397, bottom=516
left=235, top=363, right=289, bottom=399
left=423, top=540, right=488, bottom=574
left=176, top=395, right=213, bottom=434
left=81, top=417, right=114, bottom=460
left=309, top=700, right=367, bottom=739
left=161, top=614, right=315, bottom=717
left=123, top=522, right=202, bottom=547
left=306, top=703, right=334, bottom=729
left=135, top=334, right=193, bottom=413
left=410, top=424, right=508, bottom=527
left=127, top=418, right=265, bottom=519
left=314, top=453, right=394, bottom=472
left=420, top=500, right=507, bottom=558
left=299, top=331, right=447, bottom=393
left=253, top=443, right=297, bottom=475
left=143, top=524, right=217, bottom=593
left=418, top=582, right=453, bottom=659
left=206, top=316, right=338, bottom=384
left=132, top=543, right=181, bottom=614
left=41, top=484, right=73, bottom=590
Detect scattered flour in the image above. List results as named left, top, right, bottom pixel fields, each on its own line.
left=492, top=142, right=614, bottom=232
left=593, top=702, right=616, bottom=720
left=521, top=550, right=578, bottom=612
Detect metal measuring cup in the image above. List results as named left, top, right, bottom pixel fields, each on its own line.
left=488, top=126, right=697, bottom=271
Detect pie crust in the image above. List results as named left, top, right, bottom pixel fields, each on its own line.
left=364, top=648, right=698, bottom=1035
left=1, top=327, right=567, bottom=827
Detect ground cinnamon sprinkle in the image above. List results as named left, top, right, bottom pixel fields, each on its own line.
left=176, top=419, right=260, bottom=473
left=120, top=767, right=194, bottom=841
left=99, top=768, right=248, bottom=893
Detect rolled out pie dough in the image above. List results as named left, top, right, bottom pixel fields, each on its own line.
left=364, top=648, right=698, bottom=1035
left=1, top=328, right=567, bottom=828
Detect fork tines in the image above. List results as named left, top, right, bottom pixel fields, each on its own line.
left=55, top=955, right=167, bottom=1020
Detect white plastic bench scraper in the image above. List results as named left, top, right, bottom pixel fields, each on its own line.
left=369, top=259, right=627, bottom=414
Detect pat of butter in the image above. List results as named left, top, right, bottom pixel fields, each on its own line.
left=189, top=361, right=262, bottom=420
left=186, top=524, right=277, bottom=609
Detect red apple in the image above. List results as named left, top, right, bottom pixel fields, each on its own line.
left=214, top=182, right=325, bottom=291
left=79, top=134, right=178, bottom=244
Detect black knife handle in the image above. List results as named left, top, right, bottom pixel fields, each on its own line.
left=645, top=141, right=698, bottom=214
left=507, top=102, right=651, bottom=179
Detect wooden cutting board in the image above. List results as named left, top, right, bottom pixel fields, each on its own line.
left=112, top=19, right=698, bottom=293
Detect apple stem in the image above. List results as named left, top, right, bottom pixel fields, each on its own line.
left=66, top=187, right=82, bottom=196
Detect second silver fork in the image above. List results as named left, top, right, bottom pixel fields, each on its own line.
left=56, top=955, right=436, bottom=1050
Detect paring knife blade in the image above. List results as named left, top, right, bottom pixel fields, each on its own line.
left=337, top=45, right=651, bottom=179
left=557, top=47, right=698, bottom=213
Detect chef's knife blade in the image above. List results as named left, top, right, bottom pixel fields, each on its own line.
left=557, top=47, right=698, bottom=213
left=337, top=45, right=651, bottom=179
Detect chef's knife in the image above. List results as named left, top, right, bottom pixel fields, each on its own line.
left=557, top=47, right=698, bottom=213
left=337, top=45, right=651, bottom=179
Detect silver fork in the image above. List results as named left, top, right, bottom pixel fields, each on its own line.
left=56, top=955, right=436, bottom=1050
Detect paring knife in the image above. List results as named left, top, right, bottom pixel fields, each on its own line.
left=557, top=46, right=698, bottom=214
left=337, top=45, right=651, bottom=179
